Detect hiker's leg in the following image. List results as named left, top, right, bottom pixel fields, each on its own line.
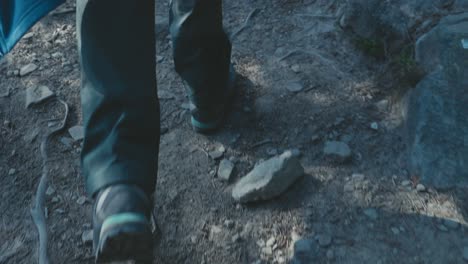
left=77, top=0, right=159, bottom=197
left=170, top=0, right=233, bottom=130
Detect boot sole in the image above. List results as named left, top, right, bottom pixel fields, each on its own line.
left=96, top=221, right=153, bottom=263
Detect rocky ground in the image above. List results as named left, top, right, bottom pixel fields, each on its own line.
left=1, top=0, right=468, bottom=263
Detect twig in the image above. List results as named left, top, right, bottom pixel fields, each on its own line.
left=251, top=139, right=272, bottom=149
left=31, top=99, right=69, bottom=264
left=230, top=8, right=260, bottom=40
left=278, top=49, right=340, bottom=73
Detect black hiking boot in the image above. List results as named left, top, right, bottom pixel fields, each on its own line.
left=189, top=65, right=237, bottom=134
left=93, top=184, right=153, bottom=263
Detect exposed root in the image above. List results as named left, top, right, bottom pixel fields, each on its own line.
left=31, top=99, right=69, bottom=264
left=231, top=8, right=260, bottom=41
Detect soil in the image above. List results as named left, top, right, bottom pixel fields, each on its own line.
left=1, top=0, right=468, bottom=263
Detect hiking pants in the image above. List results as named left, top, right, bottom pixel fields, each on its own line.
left=78, top=0, right=231, bottom=196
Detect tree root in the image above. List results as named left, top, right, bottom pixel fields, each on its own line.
left=231, top=8, right=260, bottom=41
left=31, top=99, right=69, bottom=264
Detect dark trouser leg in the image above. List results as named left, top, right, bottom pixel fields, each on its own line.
left=77, top=0, right=159, bottom=197
left=170, top=0, right=232, bottom=114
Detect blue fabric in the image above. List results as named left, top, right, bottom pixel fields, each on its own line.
left=0, top=0, right=64, bottom=59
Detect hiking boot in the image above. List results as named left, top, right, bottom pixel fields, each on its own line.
left=93, top=184, right=153, bottom=263
left=189, top=65, right=236, bottom=134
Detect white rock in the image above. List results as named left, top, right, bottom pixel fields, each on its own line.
left=19, top=63, right=38, bottom=76
left=416, top=184, right=426, bottom=192
left=266, top=236, right=276, bottom=247
left=68, top=126, right=84, bottom=141
left=209, top=146, right=225, bottom=160
left=76, top=196, right=87, bottom=205
left=401, top=180, right=411, bottom=187
left=370, top=122, right=379, bottom=130
left=232, top=150, right=305, bottom=203
left=8, top=168, right=16, bottom=175
left=217, top=159, right=234, bottom=181
left=291, top=64, right=301, bottom=73
left=46, top=186, right=55, bottom=196
left=26, top=85, right=54, bottom=107
left=81, top=230, right=93, bottom=244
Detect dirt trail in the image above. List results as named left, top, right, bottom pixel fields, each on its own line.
left=1, top=0, right=467, bottom=263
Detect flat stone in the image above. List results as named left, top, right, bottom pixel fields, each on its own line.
left=323, top=141, right=352, bottom=161
left=68, top=126, right=84, bottom=141
left=232, top=150, right=305, bottom=203
left=209, top=225, right=223, bottom=241
left=209, top=146, right=225, bottom=160
left=376, top=99, right=389, bottom=112
left=363, top=208, right=379, bottom=220
left=443, top=219, right=460, bottom=229
left=81, top=230, right=93, bottom=245
left=286, top=81, right=304, bottom=93
left=25, top=85, right=54, bottom=107
left=19, top=63, right=38, bottom=76
left=59, top=137, right=74, bottom=148
left=217, top=159, right=234, bottom=181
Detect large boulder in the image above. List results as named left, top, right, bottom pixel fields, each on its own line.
left=340, top=0, right=468, bottom=53
left=406, top=13, right=468, bottom=188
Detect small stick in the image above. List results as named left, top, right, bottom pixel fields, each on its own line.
left=31, top=99, right=69, bottom=264
left=231, top=8, right=260, bottom=40
left=251, top=139, right=272, bottom=148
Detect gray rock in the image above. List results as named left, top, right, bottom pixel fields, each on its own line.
left=443, top=219, right=460, bottom=229
left=391, top=227, right=400, bottom=235
left=8, top=168, right=16, bottom=175
left=363, top=208, right=379, bottom=220
left=266, top=236, right=276, bottom=247
left=416, top=184, right=426, bottom=192
left=463, top=247, right=468, bottom=261
left=81, top=230, right=93, bottom=245
left=286, top=81, right=304, bottom=93
left=59, top=137, right=74, bottom=148
left=291, top=64, right=301, bottom=73
left=217, top=159, right=234, bottom=181
left=401, top=180, right=411, bottom=187
left=341, top=0, right=467, bottom=54
left=68, top=126, right=84, bottom=141
left=437, top=224, right=449, bottom=232
left=370, top=122, right=379, bottom=130
left=19, top=63, right=38, bottom=76
left=46, top=186, right=55, bottom=196
left=323, top=141, right=352, bottom=161
left=407, top=13, right=468, bottom=188
left=232, top=151, right=305, bottom=203
left=209, top=146, right=225, bottom=160
left=232, top=233, right=241, bottom=243
left=76, top=196, right=87, bottom=205
left=291, top=239, right=319, bottom=264
left=326, top=249, right=334, bottom=260
left=209, top=225, right=223, bottom=242
left=25, top=85, right=54, bottom=107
